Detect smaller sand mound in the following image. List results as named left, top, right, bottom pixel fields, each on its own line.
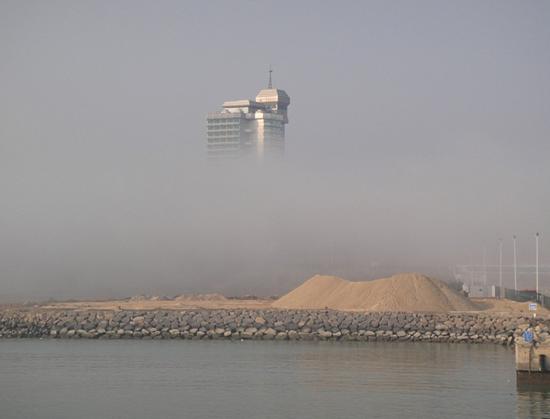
left=174, top=293, right=227, bottom=302
left=472, top=298, right=550, bottom=314
left=128, top=295, right=148, bottom=301
left=272, top=273, right=478, bottom=312
left=128, top=295, right=172, bottom=301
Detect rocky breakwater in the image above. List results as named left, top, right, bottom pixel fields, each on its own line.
left=1, top=309, right=549, bottom=345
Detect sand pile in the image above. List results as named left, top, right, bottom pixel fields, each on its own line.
left=174, top=293, right=227, bottom=302
left=128, top=295, right=171, bottom=301
left=127, top=293, right=227, bottom=302
left=128, top=295, right=151, bottom=301
left=473, top=298, right=550, bottom=314
left=272, top=273, right=478, bottom=312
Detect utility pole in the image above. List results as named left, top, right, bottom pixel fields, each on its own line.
left=469, top=252, right=473, bottom=290
left=536, top=233, right=540, bottom=302
left=499, top=238, right=503, bottom=298
left=483, top=246, right=487, bottom=287
left=513, top=235, right=518, bottom=295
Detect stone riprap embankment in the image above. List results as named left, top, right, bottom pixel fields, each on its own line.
left=1, top=309, right=548, bottom=345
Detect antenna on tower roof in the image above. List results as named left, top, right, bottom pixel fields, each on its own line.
left=268, top=65, right=273, bottom=89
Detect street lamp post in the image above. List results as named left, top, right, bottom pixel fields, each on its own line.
left=536, top=233, right=540, bottom=302
left=499, top=239, right=503, bottom=299
left=483, top=246, right=487, bottom=287
left=513, top=235, right=517, bottom=295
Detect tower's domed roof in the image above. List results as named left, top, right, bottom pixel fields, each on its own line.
left=255, top=88, right=290, bottom=106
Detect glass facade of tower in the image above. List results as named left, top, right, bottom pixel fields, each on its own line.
left=206, top=114, right=245, bottom=158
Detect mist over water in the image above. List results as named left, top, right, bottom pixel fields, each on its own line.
left=1, top=1, right=549, bottom=301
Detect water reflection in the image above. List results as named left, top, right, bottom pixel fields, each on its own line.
left=517, top=386, right=550, bottom=419
left=294, top=342, right=510, bottom=393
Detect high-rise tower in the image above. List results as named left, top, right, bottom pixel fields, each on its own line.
left=206, top=71, right=290, bottom=159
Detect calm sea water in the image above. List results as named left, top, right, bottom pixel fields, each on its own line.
left=0, top=340, right=548, bottom=419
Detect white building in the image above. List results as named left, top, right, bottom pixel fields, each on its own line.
left=207, top=75, right=290, bottom=159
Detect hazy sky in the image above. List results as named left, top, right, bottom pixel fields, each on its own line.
left=1, top=0, right=549, bottom=300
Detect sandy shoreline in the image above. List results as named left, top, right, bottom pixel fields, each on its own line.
left=8, top=296, right=544, bottom=318
left=5, top=273, right=548, bottom=317
left=38, top=298, right=274, bottom=312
